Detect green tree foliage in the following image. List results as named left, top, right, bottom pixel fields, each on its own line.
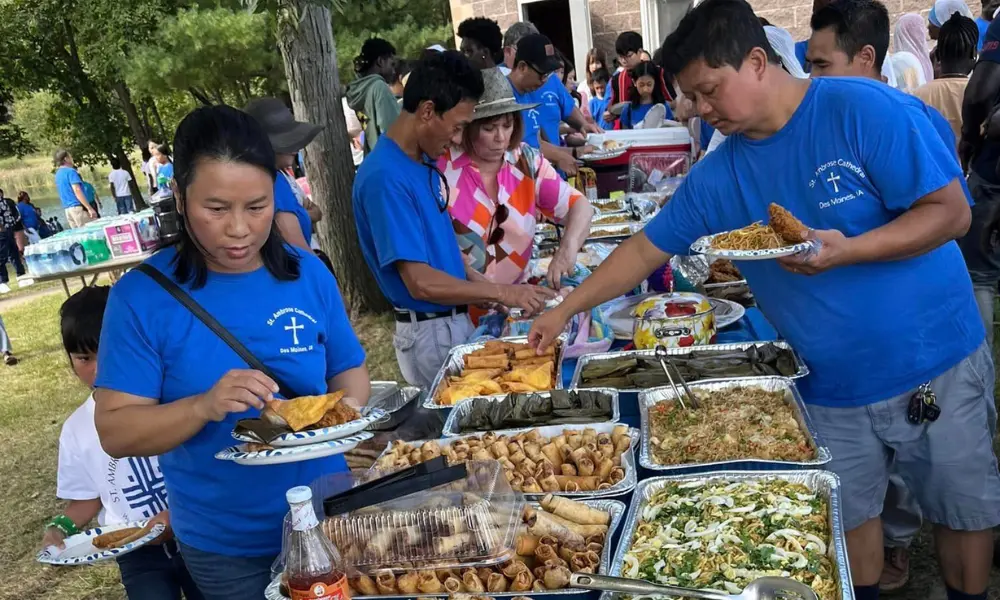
left=11, top=91, right=69, bottom=151
left=125, top=7, right=286, bottom=107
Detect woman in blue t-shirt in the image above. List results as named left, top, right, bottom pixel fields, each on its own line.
left=619, top=61, right=673, bottom=129
left=93, top=105, right=370, bottom=600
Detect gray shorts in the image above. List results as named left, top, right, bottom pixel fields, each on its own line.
left=392, top=313, right=474, bottom=389
left=807, top=341, right=1000, bottom=532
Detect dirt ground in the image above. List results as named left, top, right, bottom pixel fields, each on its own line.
left=899, top=528, right=1000, bottom=599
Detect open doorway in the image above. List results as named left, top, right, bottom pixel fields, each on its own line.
left=519, top=0, right=592, bottom=75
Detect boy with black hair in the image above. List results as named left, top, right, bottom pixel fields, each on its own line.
left=353, top=53, right=555, bottom=387
left=529, top=1, right=999, bottom=599
left=458, top=17, right=503, bottom=69
left=346, top=37, right=401, bottom=154
left=605, top=31, right=674, bottom=127
left=41, top=286, right=202, bottom=600
left=108, top=157, right=134, bottom=215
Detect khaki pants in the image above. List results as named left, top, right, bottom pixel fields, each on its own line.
left=65, top=206, right=93, bottom=229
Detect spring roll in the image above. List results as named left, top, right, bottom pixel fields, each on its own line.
left=523, top=441, right=544, bottom=462
left=418, top=572, right=443, bottom=593
left=478, top=567, right=495, bottom=583
left=487, top=572, right=509, bottom=593
left=614, top=434, right=632, bottom=457
left=597, top=434, right=614, bottom=459
left=576, top=456, right=595, bottom=476
left=507, top=441, right=522, bottom=455
left=552, top=434, right=568, bottom=450
left=560, top=463, right=578, bottom=476
left=543, top=565, right=572, bottom=589
left=502, top=560, right=530, bottom=579
left=375, top=570, right=398, bottom=594
left=532, top=579, right=547, bottom=592
left=518, top=458, right=537, bottom=477
left=508, top=471, right=525, bottom=491
left=534, top=543, right=561, bottom=565
left=571, top=553, right=592, bottom=572
left=596, top=457, right=614, bottom=481
left=526, top=510, right=585, bottom=544
left=510, top=449, right=527, bottom=464
left=611, top=424, right=628, bottom=445
left=516, top=533, right=539, bottom=556
left=540, top=511, right=609, bottom=536
left=510, top=570, right=534, bottom=591
left=443, top=576, right=463, bottom=593
left=585, top=532, right=607, bottom=546
left=585, top=549, right=601, bottom=567
left=539, top=534, right=560, bottom=547
left=609, top=467, right=626, bottom=484
left=355, top=575, right=378, bottom=595
left=540, top=443, right=561, bottom=465
left=465, top=355, right=510, bottom=369
left=397, top=572, right=419, bottom=594
left=539, top=472, right=560, bottom=492
left=471, top=447, right=493, bottom=461
left=597, top=482, right=612, bottom=491
left=563, top=480, right=581, bottom=492
left=437, top=568, right=459, bottom=582
left=435, top=532, right=472, bottom=554
left=541, top=494, right=611, bottom=525
left=522, top=476, right=543, bottom=493
left=555, top=474, right=600, bottom=491
left=584, top=442, right=599, bottom=456
left=482, top=431, right=497, bottom=446
left=587, top=541, right=604, bottom=554
left=491, top=441, right=510, bottom=458
left=462, top=571, right=486, bottom=593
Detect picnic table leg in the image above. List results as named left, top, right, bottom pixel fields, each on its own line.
left=61, top=279, right=70, bottom=297
left=88, top=272, right=101, bottom=286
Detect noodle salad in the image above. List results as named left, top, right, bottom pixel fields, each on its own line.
left=622, top=480, right=838, bottom=600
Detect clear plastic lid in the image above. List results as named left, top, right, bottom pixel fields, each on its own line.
left=273, top=460, right=524, bottom=577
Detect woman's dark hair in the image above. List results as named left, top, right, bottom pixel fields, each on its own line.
left=402, top=51, right=484, bottom=115
left=585, top=48, right=608, bottom=94
left=354, top=37, right=396, bottom=75
left=937, top=13, right=979, bottom=67
left=463, top=112, right=525, bottom=153
left=628, top=61, right=668, bottom=107
left=661, top=0, right=779, bottom=75
left=16, top=191, right=29, bottom=203
left=170, top=105, right=299, bottom=289
left=156, top=143, right=172, bottom=159
left=557, top=51, right=583, bottom=107
left=61, top=286, right=111, bottom=356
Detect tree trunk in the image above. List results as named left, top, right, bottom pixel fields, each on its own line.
left=150, top=99, right=167, bottom=141
left=111, top=81, right=150, bottom=208
left=275, top=1, right=390, bottom=314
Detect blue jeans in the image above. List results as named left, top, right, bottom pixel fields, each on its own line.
left=115, top=540, right=204, bottom=600
left=116, top=194, right=135, bottom=215
left=178, top=541, right=276, bottom=600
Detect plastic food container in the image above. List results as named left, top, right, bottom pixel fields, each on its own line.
left=631, top=292, right=716, bottom=349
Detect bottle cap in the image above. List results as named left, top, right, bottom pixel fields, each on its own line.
left=286, top=485, right=313, bottom=504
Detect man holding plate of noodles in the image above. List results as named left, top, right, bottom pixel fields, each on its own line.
left=528, top=1, right=1000, bottom=600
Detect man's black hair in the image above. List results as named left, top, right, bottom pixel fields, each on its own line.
left=615, top=31, right=644, bottom=57
left=354, top=37, right=396, bottom=75
left=936, top=13, right=979, bottom=67
left=110, top=157, right=121, bottom=170
left=157, top=143, right=172, bottom=158
left=659, top=0, right=779, bottom=76
left=61, top=286, right=111, bottom=356
left=810, top=0, right=889, bottom=70
left=458, top=17, right=503, bottom=64
left=171, top=105, right=299, bottom=289
left=402, top=51, right=484, bottom=115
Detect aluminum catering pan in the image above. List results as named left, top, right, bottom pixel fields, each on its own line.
left=569, top=340, right=810, bottom=392
left=603, top=471, right=854, bottom=600
left=638, top=376, right=831, bottom=472
left=370, top=422, right=641, bottom=499
left=265, top=498, right=627, bottom=600
left=441, top=388, right=621, bottom=437
left=585, top=222, right=641, bottom=243
left=425, top=336, right=565, bottom=410
left=366, top=382, right=422, bottom=431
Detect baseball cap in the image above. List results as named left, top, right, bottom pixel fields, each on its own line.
left=514, top=33, right=562, bottom=74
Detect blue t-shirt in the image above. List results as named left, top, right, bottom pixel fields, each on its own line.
left=17, top=201, right=40, bottom=229
left=619, top=103, right=674, bottom=129
left=589, top=96, right=614, bottom=130
left=55, top=166, right=84, bottom=209
left=700, top=120, right=716, bottom=150
left=511, top=75, right=575, bottom=148
left=95, top=246, right=365, bottom=556
left=274, top=174, right=312, bottom=246
left=977, top=17, right=990, bottom=52
left=794, top=40, right=810, bottom=72
left=353, top=137, right=467, bottom=312
left=643, top=77, right=983, bottom=407
left=81, top=181, right=97, bottom=207
left=156, top=162, right=174, bottom=190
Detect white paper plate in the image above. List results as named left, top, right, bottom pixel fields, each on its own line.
left=603, top=294, right=745, bottom=340
left=37, top=521, right=165, bottom=565
left=690, top=234, right=814, bottom=260
left=215, top=431, right=373, bottom=466
left=231, top=408, right=387, bottom=448
left=580, top=141, right=633, bottom=162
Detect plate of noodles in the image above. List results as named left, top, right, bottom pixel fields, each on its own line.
left=690, top=203, right=815, bottom=260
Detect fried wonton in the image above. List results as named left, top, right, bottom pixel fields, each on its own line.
left=502, top=362, right=553, bottom=389
left=266, top=390, right=345, bottom=431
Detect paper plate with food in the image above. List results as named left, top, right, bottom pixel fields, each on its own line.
left=690, top=203, right=816, bottom=260
left=579, top=140, right=633, bottom=162
left=37, top=520, right=166, bottom=565
left=216, top=431, right=374, bottom=466
left=232, top=390, right=385, bottom=448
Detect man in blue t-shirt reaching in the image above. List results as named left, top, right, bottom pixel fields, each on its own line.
left=352, top=51, right=556, bottom=388
left=529, top=2, right=999, bottom=599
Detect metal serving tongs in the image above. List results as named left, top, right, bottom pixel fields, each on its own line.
left=655, top=344, right=699, bottom=409
left=569, top=573, right=819, bottom=600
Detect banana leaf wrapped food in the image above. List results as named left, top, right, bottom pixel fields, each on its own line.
left=579, top=343, right=797, bottom=389
left=456, top=390, right=614, bottom=433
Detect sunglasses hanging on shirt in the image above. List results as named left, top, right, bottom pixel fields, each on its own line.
left=423, top=161, right=451, bottom=213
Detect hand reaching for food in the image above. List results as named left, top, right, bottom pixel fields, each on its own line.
left=194, top=369, right=278, bottom=422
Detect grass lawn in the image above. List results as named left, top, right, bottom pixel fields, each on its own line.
left=0, top=292, right=399, bottom=600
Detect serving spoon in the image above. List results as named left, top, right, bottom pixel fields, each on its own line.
left=569, top=573, right=819, bottom=600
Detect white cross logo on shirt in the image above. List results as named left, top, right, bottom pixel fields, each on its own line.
left=284, top=316, right=304, bottom=346
left=826, top=172, right=841, bottom=194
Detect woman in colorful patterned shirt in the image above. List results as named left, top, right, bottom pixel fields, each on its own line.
left=438, top=67, right=594, bottom=293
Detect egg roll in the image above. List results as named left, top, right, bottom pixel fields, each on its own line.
left=532, top=579, right=548, bottom=592
left=571, top=553, right=592, bottom=572
left=477, top=567, right=494, bottom=583
left=522, top=476, right=543, bottom=493
left=515, top=346, right=552, bottom=360
left=596, top=457, right=614, bottom=481
left=418, top=572, right=443, bottom=593
left=525, top=510, right=584, bottom=544
left=540, top=494, right=611, bottom=525
left=539, top=472, right=560, bottom=492
left=443, top=576, right=463, bottom=593
left=490, top=441, right=510, bottom=458
left=585, top=532, right=607, bottom=546
left=614, top=434, right=632, bottom=456
left=509, top=449, right=526, bottom=464
left=523, top=441, right=544, bottom=462
left=543, top=565, right=572, bottom=589
left=518, top=458, right=537, bottom=477
left=471, top=447, right=492, bottom=461
left=597, top=434, right=614, bottom=458
left=508, top=471, right=525, bottom=490
left=355, top=575, right=378, bottom=595
left=609, top=467, right=626, bottom=484
left=560, top=463, right=578, bottom=476
left=563, top=480, right=581, bottom=492
left=576, top=456, right=595, bottom=476
left=464, top=355, right=510, bottom=369
left=487, top=572, right=508, bottom=593
left=510, top=570, right=534, bottom=591
left=515, top=533, right=539, bottom=556
left=587, top=541, right=604, bottom=554
left=375, top=570, right=398, bottom=594
left=397, top=572, right=420, bottom=594
left=462, top=571, right=486, bottom=593
left=435, top=532, right=472, bottom=554
left=502, top=560, right=530, bottom=579
left=555, top=474, right=600, bottom=491
left=540, top=443, right=561, bottom=465
left=534, top=543, right=561, bottom=565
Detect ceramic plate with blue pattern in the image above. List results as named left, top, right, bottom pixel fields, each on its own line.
left=690, top=234, right=815, bottom=261
left=37, top=521, right=165, bottom=565
left=231, top=407, right=387, bottom=448
left=216, top=431, right=373, bottom=466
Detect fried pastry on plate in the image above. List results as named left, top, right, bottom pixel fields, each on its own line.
left=768, top=203, right=809, bottom=244
left=262, top=390, right=345, bottom=431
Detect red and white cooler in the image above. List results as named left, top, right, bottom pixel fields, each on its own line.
left=583, top=127, right=692, bottom=197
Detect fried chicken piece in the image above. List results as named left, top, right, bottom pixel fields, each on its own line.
left=708, top=259, right=742, bottom=283
left=313, top=401, right=361, bottom=428
left=768, top=203, right=809, bottom=244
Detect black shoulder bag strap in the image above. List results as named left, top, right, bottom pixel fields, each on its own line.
left=136, top=263, right=299, bottom=399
